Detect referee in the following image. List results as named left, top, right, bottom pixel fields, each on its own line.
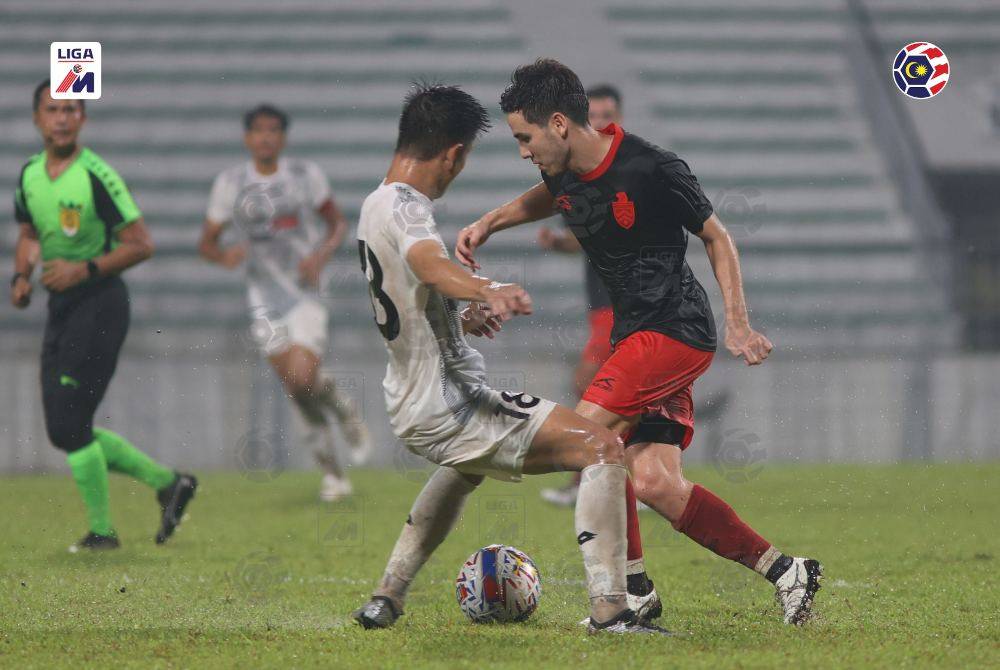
left=9, top=81, right=197, bottom=552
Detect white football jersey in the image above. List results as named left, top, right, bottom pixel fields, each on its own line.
left=207, top=158, right=331, bottom=316
left=358, top=181, right=557, bottom=480
left=357, top=181, right=495, bottom=456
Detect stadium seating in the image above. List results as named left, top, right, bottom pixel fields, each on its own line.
left=1, top=0, right=957, bottom=356
left=4, top=0, right=992, bottom=471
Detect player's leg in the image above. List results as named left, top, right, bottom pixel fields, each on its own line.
left=41, top=293, right=118, bottom=548
left=520, top=404, right=651, bottom=630
left=574, top=331, right=717, bottom=619
left=312, top=371, right=373, bottom=465
left=354, top=466, right=484, bottom=628
left=574, top=399, right=658, bottom=617
left=288, top=299, right=372, bottom=463
left=541, top=308, right=613, bottom=507
left=627, top=436, right=822, bottom=624
left=268, top=342, right=350, bottom=499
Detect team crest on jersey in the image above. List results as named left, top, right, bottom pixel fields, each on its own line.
left=611, top=192, right=635, bottom=229
left=892, top=42, right=949, bottom=99
left=59, top=201, right=83, bottom=237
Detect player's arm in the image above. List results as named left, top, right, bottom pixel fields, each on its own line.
left=405, top=239, right=532, bottom=320
left=695, top=214, right=773, bottom=365
left=198, top=218, right=246, bottom=268
left=40, top=217, right=155, bottom=292
left=455, top=182, right=555, bottom=269
left=298, top=197, right=348, bottom=288
left=10, top=223, right=38, bottom=308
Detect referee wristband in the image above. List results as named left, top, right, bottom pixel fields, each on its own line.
left=87, top=260, right=100, bottom=279
left=10, top=272, right=25, bottom=287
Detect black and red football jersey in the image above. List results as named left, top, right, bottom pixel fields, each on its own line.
left=541, top=123, right=716, bottom=351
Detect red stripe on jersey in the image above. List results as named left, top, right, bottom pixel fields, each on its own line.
left=580, top=123, right=624, bottom=182
left=930, top=81, right=946, bottom=94
left=923, top=47, right=943, bottom=59
left=906, top=42, right=926, bottom=51
left=933, top=63, right=949, bottom=76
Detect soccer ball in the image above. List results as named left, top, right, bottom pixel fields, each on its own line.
left=455, top=544, right=541, bottom=623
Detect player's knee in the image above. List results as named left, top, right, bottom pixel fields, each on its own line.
left=588, top=429, right=624, bottom=466
left=632, top=468, right=691, bottom=510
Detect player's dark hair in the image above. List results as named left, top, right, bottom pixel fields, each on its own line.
left=500, top=58, right=589, bottom=127
left=395, top=83, right=491, bottom=160
left=243, top=104, right=289, bottom=132
left=586, top=84, right=622, bottom=108
left=33, top=79, right=85, bottom=113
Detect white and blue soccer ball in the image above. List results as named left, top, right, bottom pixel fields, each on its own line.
left=455, top=544, right=541, bottom=623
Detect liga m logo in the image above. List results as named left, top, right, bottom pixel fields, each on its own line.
left=50, top=42, right=101, bottom=100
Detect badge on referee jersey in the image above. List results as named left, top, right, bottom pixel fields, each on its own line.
left=50, top=42, right=102, bottom=100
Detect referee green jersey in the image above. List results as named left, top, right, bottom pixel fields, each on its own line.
left=14, top=147, right=141, bottom=262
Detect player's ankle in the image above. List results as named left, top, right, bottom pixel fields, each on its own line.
left=755, top=546, right=793, bottom=584
left=626, top=571, right=652, bottom=596
left=589, top=595, right=627, bottom=624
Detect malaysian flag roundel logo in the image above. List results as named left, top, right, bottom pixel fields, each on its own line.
left=892, top=42, right=949, bottom=99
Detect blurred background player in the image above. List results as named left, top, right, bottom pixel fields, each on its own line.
left=198, top=104, right=372, bottom=502
left=10, top=81, right=197, bottom=552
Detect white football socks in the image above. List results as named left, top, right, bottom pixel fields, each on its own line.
left=576, top=463, right=629, bottom=623
left=373, top=467, right=481, bottom=610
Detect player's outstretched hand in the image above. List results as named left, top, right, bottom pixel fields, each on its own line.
left=726, top=323, right=773, bottom=366
left=480, top=281, right=532, bottom=320
left=455, top=219, right=491, bottom=270
left=10, top=275, right=31, bottom=309
left=461, top=302, right=504, bottom=339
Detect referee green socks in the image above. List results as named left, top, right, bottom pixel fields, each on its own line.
left=66, top=442, right=114, bottom=537
left=94, top=427, right=176, bottom=490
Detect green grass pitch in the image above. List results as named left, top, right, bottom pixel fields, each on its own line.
left=1, top=463, right=997, bottom=668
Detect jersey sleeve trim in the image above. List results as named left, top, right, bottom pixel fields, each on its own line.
left=88, top=171, right=129, bottom=252
left=13, top=159, right=35, bottom=226
left=83, top=151, right=142, bottom=231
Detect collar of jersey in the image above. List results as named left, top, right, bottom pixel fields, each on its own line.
left=247, top=157, right=287, bottom=180
left=579, top=123, right=624, bottom=182
left=384, top=180, right=433, bottom=206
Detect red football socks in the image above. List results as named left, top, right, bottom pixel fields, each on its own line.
left=672, top=484, right=772, bottom=570
left=625, top=476, right=644, bottom=561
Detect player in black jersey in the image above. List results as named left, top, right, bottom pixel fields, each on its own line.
left=535, top=84, right=659, bottom=618
left=457, top=59, right=822, bottom=625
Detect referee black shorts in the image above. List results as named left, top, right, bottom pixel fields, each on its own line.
left=40, top=276, right=130, bottom=452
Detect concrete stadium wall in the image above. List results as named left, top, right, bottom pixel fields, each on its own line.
left=2, top=337, right=998, bottom=476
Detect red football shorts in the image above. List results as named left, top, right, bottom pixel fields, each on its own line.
left=582, top=330, right=714, bottom=449
left=581, top=307, right=614, bottom=365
